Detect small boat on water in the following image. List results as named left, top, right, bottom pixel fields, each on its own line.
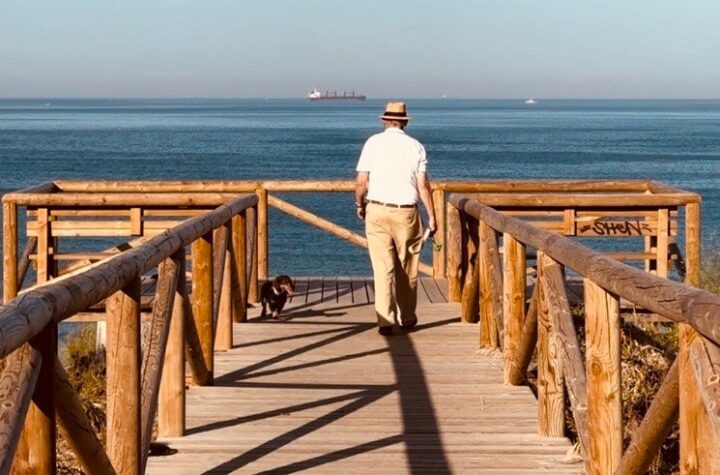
left=524, top=98, right=537, bottom=105
left=307, top=88, right=366, bottom=101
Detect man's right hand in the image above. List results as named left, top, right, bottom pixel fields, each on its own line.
left=357, top=206, right=366, bottom=220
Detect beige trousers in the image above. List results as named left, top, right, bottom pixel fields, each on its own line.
left=365, top=203, right=423, bottom=328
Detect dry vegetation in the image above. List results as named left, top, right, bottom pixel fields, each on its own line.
left=57, top=325, right=106, bottom=474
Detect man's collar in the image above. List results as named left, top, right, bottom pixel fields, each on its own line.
left=384, top=127, right=405, bottom=134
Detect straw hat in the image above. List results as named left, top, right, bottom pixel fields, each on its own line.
left=380, top=102, right=411, bottom=121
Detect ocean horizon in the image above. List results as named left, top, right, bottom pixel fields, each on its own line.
left=2, top=98, right=719, bottom=281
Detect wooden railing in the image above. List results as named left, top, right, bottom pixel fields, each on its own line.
left=2, top=179, right=700, bottom=295
left=0, top=193, right=257, bottom=474
left=0, top=179, right=704, bottom=474
left=448, top=194, right=719, bottom=475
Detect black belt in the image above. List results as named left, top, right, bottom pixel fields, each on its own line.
left=367, top=200, right=416, bottom=209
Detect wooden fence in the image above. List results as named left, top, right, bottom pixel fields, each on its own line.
left=2, top=179, right=700, bottom=298
left=0, top=179, right=706, bottom=474
left=448, top=194, right=718, bottom=475
left=0, top=193, right=257, bottom=475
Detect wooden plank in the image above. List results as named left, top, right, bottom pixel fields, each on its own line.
left=416, top=276, right=432, bottom=305
left=584, top=279, right=622, bottom=475
left=503, top=234, right=526, bottom=384
left=106, top=277, right=142, bottom=475
left=335, top=278, right=354, bottom=306
left=130, top=207, right=143, bottom=235
left=146, top=301, right=578, bottom=474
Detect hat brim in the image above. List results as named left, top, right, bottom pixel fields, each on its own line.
left=380, top=114, right=411, bottom=121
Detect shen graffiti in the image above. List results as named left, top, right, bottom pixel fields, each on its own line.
left=579, top=220, right=654, bottom=236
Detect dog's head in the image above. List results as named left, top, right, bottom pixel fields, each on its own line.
left=273, top=275, right=295, bottom=296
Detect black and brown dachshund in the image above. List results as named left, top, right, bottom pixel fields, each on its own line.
left=260, top=275, right=295, bottom=320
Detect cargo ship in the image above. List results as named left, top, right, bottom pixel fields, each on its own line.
left=306, top=88, right=366, bottom=101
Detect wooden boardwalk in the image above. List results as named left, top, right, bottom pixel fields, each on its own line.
left=146, top=278, right=582, bottom=474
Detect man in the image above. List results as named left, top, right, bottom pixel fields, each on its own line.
left=355, top=102, right=437, bottom=336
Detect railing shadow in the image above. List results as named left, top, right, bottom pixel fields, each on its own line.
left=200, top=312, right=456, bottom=474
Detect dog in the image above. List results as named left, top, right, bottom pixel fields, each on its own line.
left=260, top=275, right=295, bottom=320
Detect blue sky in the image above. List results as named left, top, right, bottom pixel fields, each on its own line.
left=1, top=0, right=719, bottom=98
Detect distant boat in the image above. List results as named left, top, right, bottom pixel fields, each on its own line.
left=524, top=98, right=537, bottom=105
left=306, top=88, right=366, bottom=101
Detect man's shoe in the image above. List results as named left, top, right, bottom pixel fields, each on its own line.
left=378, top=326, right=394, bottom=336
left=400, top=320, right=418, bottom=331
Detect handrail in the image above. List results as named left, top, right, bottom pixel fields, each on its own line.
left=448, top=193, right=719, bottom=474
left=0, top=193, right=257, bottom=359
left=0, top=192, right=257, bottom=473
left=449, top=194, right=720, bottom=347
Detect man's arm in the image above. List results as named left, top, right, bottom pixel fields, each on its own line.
left=355, top=172, right=369, bottom=220
left=416, top=172, right=437, bottom=234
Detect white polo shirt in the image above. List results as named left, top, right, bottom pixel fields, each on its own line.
left=356, top=128, right=427, bottom=205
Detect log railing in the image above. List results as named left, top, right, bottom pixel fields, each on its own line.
left=2, top=180, right=700, bottom=297
left=0, top=193, right=257, bottom=475
left=448, top=194, right=719, bottom=475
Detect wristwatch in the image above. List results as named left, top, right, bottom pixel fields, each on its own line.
left=355, top=201, right=365, bottom=208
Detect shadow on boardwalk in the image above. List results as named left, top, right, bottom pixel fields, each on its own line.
left=196, top=316, right=455, bottom=474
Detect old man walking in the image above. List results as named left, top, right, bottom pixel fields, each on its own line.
left=354, top=102, right=437, bottom=336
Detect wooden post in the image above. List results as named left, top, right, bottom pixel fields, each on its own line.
left=678, top=325, right=716, bottom=474
left=248, top=206, right=259, bottom=303
left=106, top=277, right=141, bottom=475
left=478, top=220, right=502, bottom=349
left=1, top=344, right=41, bottom=475
left=3, top=200, right=18, bottom=302
left=536, top=252, right=564, bottom=437
left=446, top=204, right=462, bottom=302
left=256, top=185, right=268, bottom=283
left=192, top=233, right=214, bottom=383
left=685, top=201, right=701, bottom=287
left=460, top=253, right=479, bottom=324
left=678, top=201, right=709, bottom=473
left=16, top=206, right=57, bottom=475
left=159, top=251, right=186, bottom=438
left=139, top=253, right=181, bottom=471
left=432, top=188, right=445, bottom=279
left=35, top=208, right=52, bottom=285
left=231, top=212, right=248, bottom=323
left=584, top=278, right=622, bottom=475
left=656, top=208, right=669, bottom=278
left=503, top=233, right=526, bottom=384
left=215, top=223, right=233, bottom=351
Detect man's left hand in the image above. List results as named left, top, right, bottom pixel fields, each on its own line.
left=428, top=217, right=437, bottom=236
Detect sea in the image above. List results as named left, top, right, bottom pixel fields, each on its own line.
left=1, top=98, right=720, bottom=287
